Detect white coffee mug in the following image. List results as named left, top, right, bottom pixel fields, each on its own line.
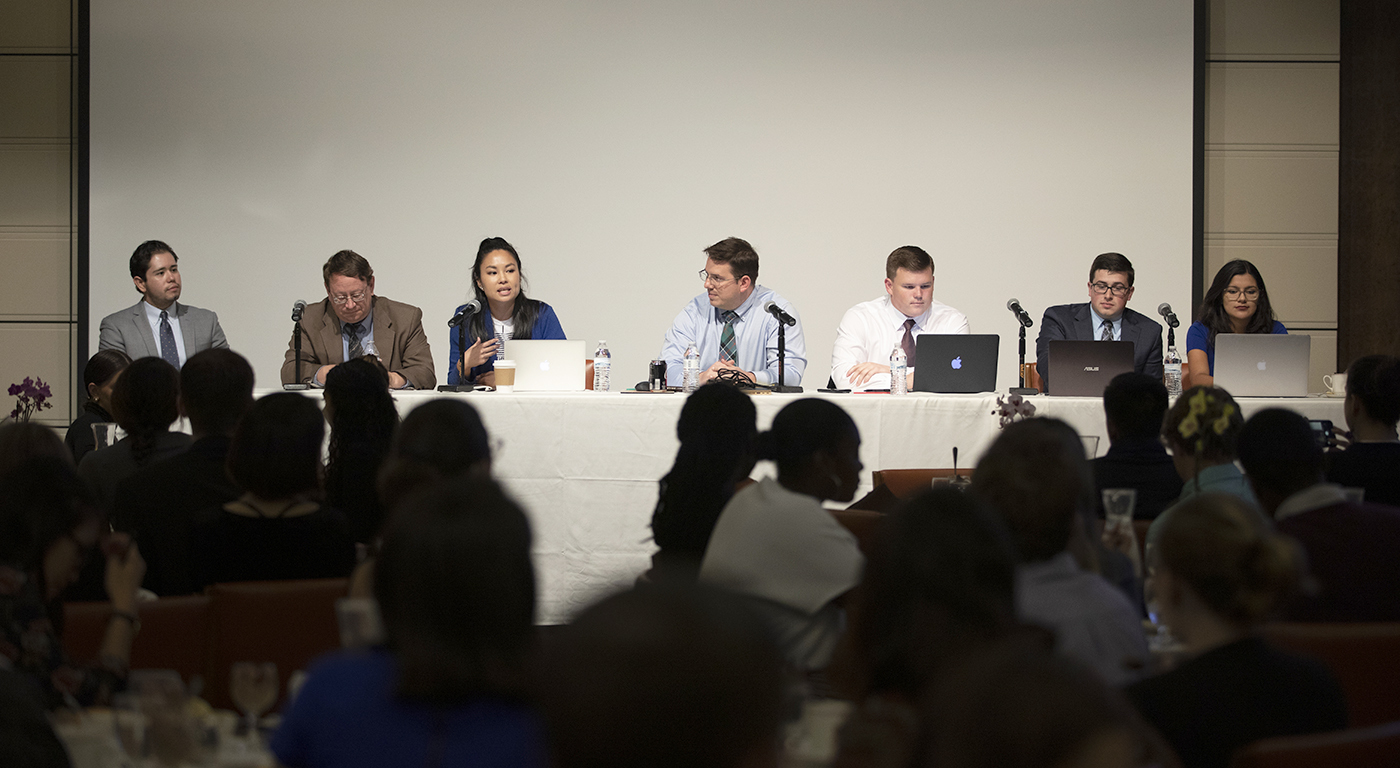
left=1323, top=372, right=1347, bottom=397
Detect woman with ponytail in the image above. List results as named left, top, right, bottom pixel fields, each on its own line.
left=698, top=398, right=865, bottom=670
left=1126, top=493, right=1346, bottom=768
left=448, top=237, right=567, bottom=387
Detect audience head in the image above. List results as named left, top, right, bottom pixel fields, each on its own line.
left=1154, top=493, right=1302, bottom=632
left=972, top=418, right=1091, bottom=563
left=923, top=640, right=1165, bottom=768
left=845, top=488, right=1018, bottom=700
left=109, top=357, right=180, bottom=465
left=226, top=392, right=324, bottom=501
left=179, top=349, right=255, bottom=437
left=0, top=458, right=100, bottom=600
left=758, top=398, right=861, bottom=503
left=1236, top=408, right=1325, bottom=515
left=1102, top=372, right=1169, bottom=443
left=1344, top=354, right=1400, bottom=433
left=1198, top=259, right=1276, bottom=338
left=702, top=237, right=758, bottom=311
left=375, top=475, right=535, bottom=703
left=82, top=349, right=131, bottom=411
left=543, top=584, right=786, bottom=768
left=324, top=357, right=397, bottom=438
left=322, top=249, right=375, bottom=326
left=378, top=399, right=492, bottom=506
left=0, top=421, right=71, bottom=476
left=1160, top=385, right=1243, bottom=478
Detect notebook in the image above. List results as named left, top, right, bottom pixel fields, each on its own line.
left=912, top=334, right=999, bottom=393
left=1047, top=340, right=1136, bottom=397
left=1213, top=334, right=1310, bottom=397
left=508, top=340, right=587, bottom=392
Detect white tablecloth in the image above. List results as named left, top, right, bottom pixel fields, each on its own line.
left=262, top=388, right=1347, bottom=623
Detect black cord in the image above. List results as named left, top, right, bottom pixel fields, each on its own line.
left=714, top=368, right=761, bottom=389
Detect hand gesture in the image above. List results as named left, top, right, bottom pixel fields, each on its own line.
left=461, top=336, right=500, bottom=373
left=102, top=533, right=146, bottom=611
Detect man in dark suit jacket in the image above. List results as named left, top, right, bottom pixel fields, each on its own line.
left=1035, top=252, right=1163, bottom=393
left=98, top=240, right=228, bottom=365
left=280, top=249, right=436, bottom=389
left=1092, top=373, right=1182, bottom=521
left=111, top=349, right=255, bottom=596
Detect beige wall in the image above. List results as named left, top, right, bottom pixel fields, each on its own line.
left=1206, top=0, right=1340, bottom=391
left=0, top=0, right=78, bottom=428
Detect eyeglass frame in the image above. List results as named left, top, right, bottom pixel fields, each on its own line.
left=1088, top=281, right=1132, bottom=297
left=699, top=269, right=738, bottom=286
left=1222, top=287, right=1260, bottom=302
left=329, top=289, right=370, bottom=306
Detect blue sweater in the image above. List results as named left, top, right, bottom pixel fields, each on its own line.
left=447, top=302, right=566, bottom=385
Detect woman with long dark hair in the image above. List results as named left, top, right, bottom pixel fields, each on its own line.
left=1185, top=259, right=1287, bottom=388
left=448, top=237, right=567, bottom=387
left=65, top=349, right=132, bottom=464
left=324, top=357, right=400, bottom=544
left=76, top=356, right=190, bottom=513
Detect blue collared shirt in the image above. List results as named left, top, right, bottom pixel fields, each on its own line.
left=1091, top=307, right=1123, bottom=341
left=143, top=300, right=187, bottom=366
left=660, top=286, right=807, bottom=387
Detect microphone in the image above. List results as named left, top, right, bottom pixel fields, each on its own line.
left=291, top=299, right=307, bottom=322
left=763, top=301, right=796, bottom=327
left=448, top=298, right=483, bottom=328
left=1006, top=298, right=1033, bottom=328
left=1157, top=302, right=1180, bottom=328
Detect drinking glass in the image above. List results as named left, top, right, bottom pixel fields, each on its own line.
left=229, top=662, right=279, bottom=744
left=1080, top=435, right=1100, bottom=458
left=1101, top=488, right=1137, bottom=536
left=1143, top=544, right=1183, bottom=655
left=112, top=692, right=150, bottom=767
left=92, top=422, right=121, bottom=450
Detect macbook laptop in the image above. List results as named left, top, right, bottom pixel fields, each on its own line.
left=1047, top=340, right=1135, bottom=397
left=1213, top=334, right=1310, bottom=397
left=912, top=334, right=999, bottom=393
left=509, top=340, right=587, bottom=392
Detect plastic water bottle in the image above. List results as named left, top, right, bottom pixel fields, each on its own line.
left=890, top=345, right=908, bottom=395
left=361, top=337, right=380, bottom=360
left=683, top=342, right=701, bottom=393
left=593, top=340, right=611, bottom=392
left=494, top=329, right=507, bottom=360
left=1163, top=344, right=1183, bottom=398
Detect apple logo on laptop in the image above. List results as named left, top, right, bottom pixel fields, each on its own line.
left=540, top=361, right=551, bottom=371
left=951, top=356, right=962, bottom=370
left=1257, top=361, right=1267, bottom=371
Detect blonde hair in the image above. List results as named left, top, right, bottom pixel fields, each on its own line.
left=1158, top=493, right=1304, bottom=625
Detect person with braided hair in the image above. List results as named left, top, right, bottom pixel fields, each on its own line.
left=1144, top=386, right=1254, bottom=550
left=1126, top=493, right=1346, bottom=768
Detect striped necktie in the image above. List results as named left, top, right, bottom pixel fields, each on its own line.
left=1100, top=321, right=1114, bottom=342
left=720, top=310, right=739, bottom=363
left=347, top=321, right=365, bottom=359
left=158, top=310, right=180, bottom=367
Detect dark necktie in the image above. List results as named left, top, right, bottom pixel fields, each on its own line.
left=158, top=310, right=180, bottom=367
left=1100, top=321, right=1114, bottom=342
left=901, top=318, right=917, bottom=367
left=720, top=310, right=739, bottom=363
left=347, top=321, right=364, bottom=359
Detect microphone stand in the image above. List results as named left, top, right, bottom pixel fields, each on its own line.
left=773, top=323, right=802, bottom=393
left=438, top=304, right=480, bottom=392
left=284, top=308, right=309, bottom=391
left=1010, top=323, right=1037, bottom=396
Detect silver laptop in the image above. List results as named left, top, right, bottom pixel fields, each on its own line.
left=509, top=340, right=587, bottom=392
left=1213, top=334, right=1310, bottom=397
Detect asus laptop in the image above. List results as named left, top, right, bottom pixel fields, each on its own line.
left=1047, top=340, right=1135, bottom=397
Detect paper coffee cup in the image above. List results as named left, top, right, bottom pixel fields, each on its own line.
left=495, top=360, right=516, bottom=392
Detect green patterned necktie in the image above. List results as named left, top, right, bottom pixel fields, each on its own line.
left=720, top=310, right=738, bottom=363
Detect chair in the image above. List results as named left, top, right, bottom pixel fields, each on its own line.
left=829, top=508, right=885, bottom=556
left=870, top=468, right=974, bottom=500
left=202, top=578, right=348, bottom=711
left=63, top=596, right=211, bottom=685
left=1258, top=622, right=1400, bottom=727
left=1231, top=721, right=1400, bottom=768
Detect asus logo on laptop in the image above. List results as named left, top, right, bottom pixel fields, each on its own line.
left=1082, top=366, right=1099, bottom=372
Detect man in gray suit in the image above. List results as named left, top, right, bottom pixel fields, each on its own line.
left=98, top=240, right=228, bottom=366
left=1035, top=252, right=1163, bottom=393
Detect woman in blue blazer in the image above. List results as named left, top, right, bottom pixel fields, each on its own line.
left=448, top=237, right=566, bottom=387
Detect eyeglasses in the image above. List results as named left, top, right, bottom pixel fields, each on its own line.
left=1223, top=287, right=1260, bottom=301
left=1089, top=282, right=1131, bottom=297
left=330, top=289, right=369, bottom=306
left=699, top=269, right=733, bottom=286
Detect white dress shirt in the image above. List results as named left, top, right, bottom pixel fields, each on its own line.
left=829, top=295, right=969, bottom=390
left=143, top=300, right=188, bottom=366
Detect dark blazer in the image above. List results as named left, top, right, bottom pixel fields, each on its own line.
left=1035, top=304, right=1163, bottom=392
left=280, top=295, right=436, bottom=389
left=1091, top=437, right=1183, bottom=521
left=1277, top=498, right=1400, bottom=622
left=98, top=300, right=228, bottom=360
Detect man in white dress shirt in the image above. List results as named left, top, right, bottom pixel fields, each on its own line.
left=829, top=245, right=968, bottom=390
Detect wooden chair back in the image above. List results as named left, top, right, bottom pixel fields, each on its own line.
left=1259, top=622, right=1400, bottom=727
left=1231, top=721, right=1400, bottom=768
left=829, top=508, right=886, bottom=556
left=63, top=596, right=211, bottom=685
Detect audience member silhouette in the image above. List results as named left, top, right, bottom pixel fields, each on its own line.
left=111, top=348, right=255, bottom=596
left=0, top=420, right=72, bottom=475
left=972, top=417, right=1147, bottom=685
left=1326, top=354, right=1400, bottom=506
left=1126, top=493, right=1346, bottom=768
left=324, top=356, right=400, bottom=544
left=272, top=476, right=546, bottom=768
left=64, top=349, right=131, bottom=465
left=1092, top=372, right=1182, bottom=521
left=1238, top=407, right=1400, bottom=621
left=699, top=398, right=865, bottom=670
left=189, top=392, right=354, bottom=589
left=1146, top=385, right=1252, bottom=548
left=542, top=584, right=786, bottom=768
left=650, top=383, right=758, bottom=580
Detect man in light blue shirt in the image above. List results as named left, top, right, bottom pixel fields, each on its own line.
left=660, top=237, right=806, bottom=387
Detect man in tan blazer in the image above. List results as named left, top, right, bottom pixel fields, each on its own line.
left=280, top=250, right=436, bottom=389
